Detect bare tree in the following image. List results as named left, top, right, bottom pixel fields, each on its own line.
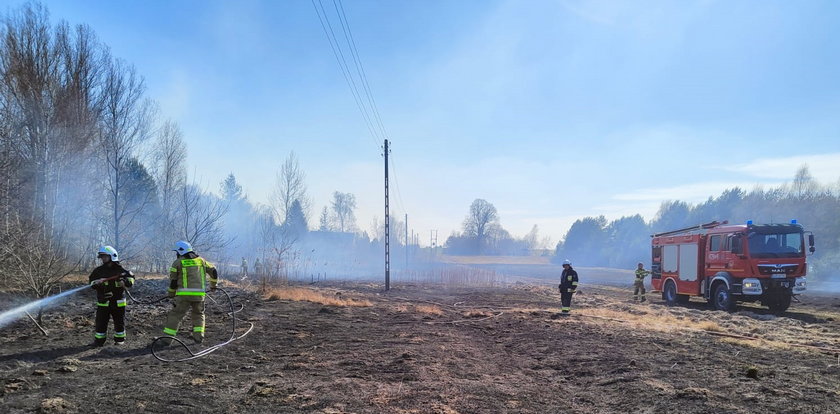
left=789, top=164, right=818, bottom=199
left=463, top=198, right=499, bottom=253
left=98, top=54, right=154, bottom=252
left=523, top=224, right=539, bottom=251
left=175, top=182, right=229, bottom=255
left=270, top=152, right=310, bottom=223
left=330, top=191, right=357, bottom=232
left=0, top=4, right=102, bottom=291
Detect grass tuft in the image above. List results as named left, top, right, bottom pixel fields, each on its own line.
left=263, top=287, right=372, bottom=307
left=415, top=304, right=444, bottom=316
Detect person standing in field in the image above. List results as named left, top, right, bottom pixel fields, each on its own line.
left=558, top=259, right=579, bottom=315
left=89, top=246, right=135, bottom=346
left=161, top=240, right=218, bottom=344
left=634, top=262, right=651, bottom=302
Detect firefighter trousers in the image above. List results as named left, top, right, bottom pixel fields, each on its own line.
left=560, top=291, right=574, bottom=313
left=163, top=296, right=206, bottom=341
left=94, top=300, right=126, bottom=344
left=634, top=280, right=646, bottom=302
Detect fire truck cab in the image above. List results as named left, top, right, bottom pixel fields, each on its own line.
left=650, top=221, right=815, bottom=312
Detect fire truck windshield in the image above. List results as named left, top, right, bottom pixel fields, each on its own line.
left=747, top=232, right=804, bottom=258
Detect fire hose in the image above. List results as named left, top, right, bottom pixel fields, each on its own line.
left=149, top=287, right=254, bottom=362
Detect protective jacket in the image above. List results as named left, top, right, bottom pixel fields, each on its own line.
left=635, top=268, right=650, bottom=282
left=168, top=252, right=218, bottom=299
left=89, top=262, right=134, bottom=344
left=89, top=262, right=135, bottom=304
left=559, top=267, right=579, bottom=293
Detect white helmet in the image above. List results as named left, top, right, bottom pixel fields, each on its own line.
left=562, top=259, right=572, bottom=266
left=98, top=245, right=119, bottom=261
left=173, top=240, right=194, bottom=255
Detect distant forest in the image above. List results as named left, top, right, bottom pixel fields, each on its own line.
left=553, top=166, right=840, bottom=279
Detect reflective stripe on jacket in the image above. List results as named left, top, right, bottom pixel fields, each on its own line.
left=635, top=268, right=650, bottom=281
left=168, top=254, right=218, bottom=297
left=559, top=267, right=579, bottom=293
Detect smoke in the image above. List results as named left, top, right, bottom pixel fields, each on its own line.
left=0, top=285, right=89, bottom=330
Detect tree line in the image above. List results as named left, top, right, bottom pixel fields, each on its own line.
left=0, top=3, right=375, bottom=297
left=553, top=166, right=840, bottom=279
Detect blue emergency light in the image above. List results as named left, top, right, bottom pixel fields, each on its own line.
left=791, top=219, right=797, bottom=224
left=746, top=220, right=753, bottom=225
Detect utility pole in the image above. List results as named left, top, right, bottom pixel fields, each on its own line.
left=384, top=139, right=390, bottom=291
left=405, top=213, right=409, bottom=270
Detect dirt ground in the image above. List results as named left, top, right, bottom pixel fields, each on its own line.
left=2, top=276, right=840, bottom=413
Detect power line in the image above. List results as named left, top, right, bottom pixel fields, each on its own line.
left=332, top=0, right=391, bottom=141
left=310, top=0, right=381, bottom=149
left=388, top=150, right=408, bottom=216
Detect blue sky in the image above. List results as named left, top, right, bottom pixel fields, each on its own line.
left=24, top=0, right=840, bottom=246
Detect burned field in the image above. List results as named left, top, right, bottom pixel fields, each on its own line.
left=2, top=279, right=840, bottom=413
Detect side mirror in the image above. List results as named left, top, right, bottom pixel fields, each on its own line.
left=808, top=234, right=815, bottom=247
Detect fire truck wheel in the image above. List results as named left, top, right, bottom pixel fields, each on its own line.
left=767, top=293, right=791, bottom=313
left=712, top=283, right=735, bottom=312
left=663, top=281, right=678, bottom=305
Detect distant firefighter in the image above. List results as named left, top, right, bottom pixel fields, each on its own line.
left=634, top=262, right=651, bottom=302
left=88, top=246, right=135, bottom=347
left=162, top=240, right=218, bottom=344
left=558, top=259, right=579, bottom=315
left=254, top=258, right=263, bottom=278
left=240, top=257, right=248, bottom=278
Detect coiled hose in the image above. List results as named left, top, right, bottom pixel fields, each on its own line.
left=150, top=287, right=254, bottom=362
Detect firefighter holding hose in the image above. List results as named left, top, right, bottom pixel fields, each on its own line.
left=89, top=246, right=135, bottom=347
left=161, top=240, right=218, bottom=344
left=634, top=262, right=651, bottom=302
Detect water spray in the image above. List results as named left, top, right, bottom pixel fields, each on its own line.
left=0, top=276, right=122, bottom=330
left=0, top=284, right=90, bottom=330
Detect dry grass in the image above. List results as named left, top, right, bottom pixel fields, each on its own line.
left=697, top=321, right=724, bottom=332
left=415, top=304, right=444, bottom=316
left=263, top=287, right=372, bottom=307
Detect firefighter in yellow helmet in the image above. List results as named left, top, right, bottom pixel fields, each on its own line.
left=161, top=240, right=218, bottom=344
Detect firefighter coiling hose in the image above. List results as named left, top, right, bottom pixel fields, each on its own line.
left=149, top=287, right=253, bottom=362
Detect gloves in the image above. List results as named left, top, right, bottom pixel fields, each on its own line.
left=210, top=285, right=217, bottom=292
left=92, top=278, right=106, bottom=285
left=167, top=289, right=176, bottom=298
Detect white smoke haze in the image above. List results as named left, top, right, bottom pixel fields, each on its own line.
left=0, top=0, right=839, bottom=312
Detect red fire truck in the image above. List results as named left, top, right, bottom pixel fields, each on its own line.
left=650, top=220, right=815, bottom=312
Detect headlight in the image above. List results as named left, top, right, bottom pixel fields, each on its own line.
left=742, top=278, right=763, bottom=295
left=794, top=277, right=806, bottom=292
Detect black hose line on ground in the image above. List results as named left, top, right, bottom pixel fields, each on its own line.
left=149, top=287, right=254, bottom=362
left=125, top=289, right=170, bottom=305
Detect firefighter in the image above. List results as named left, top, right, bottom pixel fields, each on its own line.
left=162, top=240, right=218, bottom=344
left=634, top=262, right=651, bottom=302
left=88, top=246, right=135, bottom=347
left=254, top=258, right=263, bottom=278
left=240, top=257, right=248, bottom=278
left=558, top=259, right=579, bottom=315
